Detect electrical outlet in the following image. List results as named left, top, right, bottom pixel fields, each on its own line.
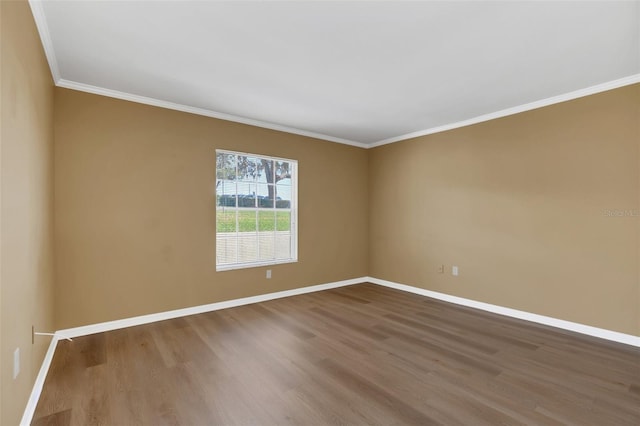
left=266, top=269, right=272, bottom=279
left=437, top=264, right=444, bottom=274
left=13, top=348, right=20, bottom=379
left=452, top=266, right=459, bottom=276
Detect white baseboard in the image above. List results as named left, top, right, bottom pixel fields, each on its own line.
left=20, top=335, right=60, bottom=426
left=22, top=274, right=639, bottom=424
left=57, top=276, right=367, bottom=339
left=366, top=276, right=640, bottom=348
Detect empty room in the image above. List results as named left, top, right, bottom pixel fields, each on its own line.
left=1, top=0, right=639, bottom=425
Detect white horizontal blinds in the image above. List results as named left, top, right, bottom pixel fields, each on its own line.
left=237, top=233, right=258, bottom=263
left=216, top=150, right=297, bottom=270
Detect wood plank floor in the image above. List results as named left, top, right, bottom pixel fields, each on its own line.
left=33, top=283, right=640, bottom=425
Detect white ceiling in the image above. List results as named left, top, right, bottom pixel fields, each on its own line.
left=31, top=1, right=640, bottom=147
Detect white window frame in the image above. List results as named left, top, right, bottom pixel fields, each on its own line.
left=215, top=149, right=298, bottom=271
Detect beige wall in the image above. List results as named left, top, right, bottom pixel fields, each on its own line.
left=370, top=84, right=639, bottom=335
left=54, top=88, right=369, bottom=329
left=54, top=85, right=639, bottom=336
left=0, top=0, right=56, bottom=424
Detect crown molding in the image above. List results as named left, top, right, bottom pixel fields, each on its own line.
left=56, top=79, right=369, bottom=148
left=28, top=1, right=639, bottom=150
left=29, top=0, right=61, bottom=82
left=54, top=74, right=640, bottom=150
left=369, top=74, right=640, bottom=148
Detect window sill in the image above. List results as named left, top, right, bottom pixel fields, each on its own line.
left=216, top=258, right=298, bottom=272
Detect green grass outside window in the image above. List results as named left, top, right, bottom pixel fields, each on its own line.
left=217, top=210, right=291, bottom=232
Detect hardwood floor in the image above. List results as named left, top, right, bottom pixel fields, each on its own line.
left=32, top=283, right=640, bottom=425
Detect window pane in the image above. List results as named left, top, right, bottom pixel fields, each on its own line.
left=258, top=210, right=275, bottom=232
left=237, top=183, right=256, bottom=208
left=217, top=153, right=236, bottom=180
left=275, top=161, right=291, bottom=182
left=226, top=154, right=237, bottom=180
left=236, top=155, right=249, bottom=181
left=217, top=234, right=237, bottom=265
left=238, top=195, right=256, bottom=209
left=237, top=234, right=258, bottom=263
left=275, top=232, right=291, bottom=259
left=257, top=184, right=274, bottom=208
left=237, top=156, right=260, bottom=182
left=275, top=183, right=292, bottom=209
left=217, top=210, right=237, bottom=232
left=276, top=211, right=290, bottom=231
left=260, top=159, right=274, bottom=183
left=258, top=233, right=275, bottom=261
left=238, top=210, right=257, bottom=232
left=216, top=157, right=225, bottom=180
left=217, top=181, right=236, bottom=207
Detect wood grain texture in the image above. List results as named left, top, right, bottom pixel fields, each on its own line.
left=32, top=283, right=640, bottom=425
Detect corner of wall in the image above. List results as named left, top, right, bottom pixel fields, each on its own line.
left=1, top=0, right=56, bottom=423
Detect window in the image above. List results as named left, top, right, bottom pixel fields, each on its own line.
left=216, top=150, right=297, bottom=271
